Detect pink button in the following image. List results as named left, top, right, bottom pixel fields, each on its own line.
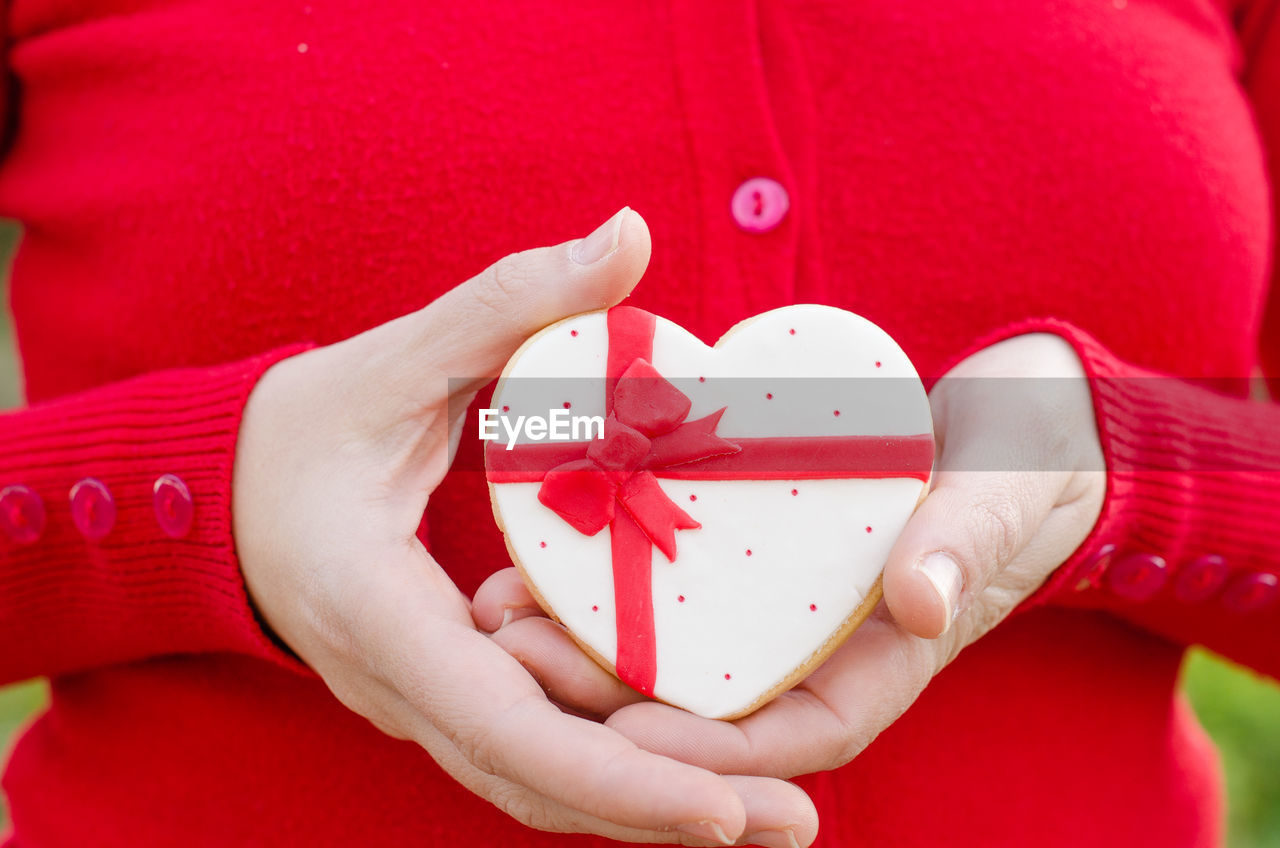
left=1174, top=554, right=1228, bottom=603
left=1221, top=572, right=1279, bottom=613
left=0, top=485, right=46, bottom=545
left=1106, top=552, right=1168, bottom=602
left=1074, top=543, right=1117, bottom=591
left=70, top=478, right=116, bottom=541
left=731, top=177, right=790, bottom=234
left=153, top=474, right=194, bottom=539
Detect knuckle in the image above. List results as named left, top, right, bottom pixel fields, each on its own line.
left=968, top=495, right=1023, bottom=574
left=450, top=722, right=501, bottom=777
left=478, top=253, right=535, bottom=318
left=491, top=786, right=573, bottom=833
left=446, top=692, right=539, bottom=780
left=490, top=784, right=539, bottom=827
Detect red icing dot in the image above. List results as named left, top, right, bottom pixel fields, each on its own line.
left=724, top=673, right=732, bottom=680
left=791, top=488, right=798, bottom=496
left=809, top=603, right=817, bottom=611
left=698, top=376, right=706, bottom=383
left=570, top=329, right=579, bottom=337
left=540, top=540, right=547, bottom=548
left=563, top=401, right=572, bottom=409
left=875, top=360, right=882, bottom=368
left=678, top=595, right=685, bottom=603
left=591, top=604, right=598, bottom=612
left=745, top=549, right=753, bottom=557
left=833, top=409, right=841, bottom=417
left=766, top=392, right=773, bottom=400
left=502, top=405, right=510, bottom=412
left=689, top=494, right=697, bottom=502
left=865, top=526, right=873, bottom=533
left=788, top=328, right=796, bottom=335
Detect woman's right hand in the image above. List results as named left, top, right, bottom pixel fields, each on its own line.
left=230, top=208, right=819, bottom=848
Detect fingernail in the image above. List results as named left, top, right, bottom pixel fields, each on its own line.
left=744, top=828, right=802, bottom=848
left=571, top=207, right=628, bottom=265
left=676, top=820, right=732, bottom=845
left=499, top=608, right=516, bottom=630
left=915, top=551, right=964, bottom=634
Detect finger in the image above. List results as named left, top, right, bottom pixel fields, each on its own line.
left=418, top=624, right=739, bottom=831
left=417, top=703, right=819, bottom=847
left=472, top=567, right=545, bottom=633
left=608, top=613, right=941, bottom=780
left=884, top=353, right=1083, bottom=638
left=421, top=206, right=651, bottom=390
left=723, top=775, right=819, bottom=848
left=881, top=467, right=1065, bottom=639
left=359, top=551, right=753, bottom=837
left=392, top=710, right=816, bottom=848
left=491, top=616, right=648, bottom=718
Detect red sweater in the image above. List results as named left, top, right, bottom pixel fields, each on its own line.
left=1, top=1, right=1279, bottom=845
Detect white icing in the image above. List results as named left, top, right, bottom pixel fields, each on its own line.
left=492, top=316, right=609, bottom=446
left=489, top=305, right=933, bottom=719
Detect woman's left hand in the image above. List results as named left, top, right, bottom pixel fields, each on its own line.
left=473, top=332, right=1107, bottom=782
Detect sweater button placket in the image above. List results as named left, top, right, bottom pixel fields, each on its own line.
left=669, top=0, right=800, bottom=318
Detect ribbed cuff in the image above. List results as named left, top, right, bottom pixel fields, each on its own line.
left=0, top=345, right=314, bottom=682
left=1031, top=322, right=1280, bottom=602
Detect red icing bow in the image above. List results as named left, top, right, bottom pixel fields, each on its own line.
left=536, top=358, right=739, bottom=561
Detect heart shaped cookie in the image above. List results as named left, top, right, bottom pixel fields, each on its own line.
left=485, top=305, right=933, bottom=719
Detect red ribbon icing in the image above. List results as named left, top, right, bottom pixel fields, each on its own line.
left=487, top=306, right=934, bottom=697
left=536, top=356, right=740, bottom=558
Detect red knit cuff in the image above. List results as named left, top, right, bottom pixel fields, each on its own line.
left=0, top=345, right=315, bottom=682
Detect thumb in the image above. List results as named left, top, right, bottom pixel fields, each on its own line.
left=413, top=207, right=651, bottom=390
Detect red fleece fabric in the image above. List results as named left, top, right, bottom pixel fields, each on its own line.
left=1, top=1, right=1278, bottom=845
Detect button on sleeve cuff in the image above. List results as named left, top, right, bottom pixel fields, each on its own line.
left=0, top=344, right=316, bottom=684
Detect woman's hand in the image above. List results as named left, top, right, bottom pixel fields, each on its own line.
left=232, top=208, right=819, bottom=847
left=473, top=332, right=1106, bottom=781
